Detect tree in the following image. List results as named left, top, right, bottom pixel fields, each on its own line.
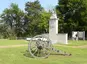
left=0, top=24, right=16, bottom=39
left=25, top=0, right=44, bottom=36
left=56, top=0, right=87, bottom=37
left=0, top=3, right=25, bottom=37
left=38, top=11, right=51, bottom=34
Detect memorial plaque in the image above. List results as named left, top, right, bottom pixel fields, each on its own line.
left=78, top=32, right=83, bottom=38
left=72, top=31, right=85, bottom=40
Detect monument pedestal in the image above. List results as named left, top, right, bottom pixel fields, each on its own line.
left=49, top=12, right=68, bottom=44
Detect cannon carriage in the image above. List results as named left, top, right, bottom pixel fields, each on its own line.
left=28, top=34, right=71, bottom=58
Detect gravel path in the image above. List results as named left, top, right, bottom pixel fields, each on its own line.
left=0, top=44, right=27, bottom=48
left=0, top=44, right=87, bottom=48
left=54, top=45, right=87, bottom=48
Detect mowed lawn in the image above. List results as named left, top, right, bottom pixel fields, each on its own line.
left=0, top=40, right=87, bottom=64
left=0, top=39, right=28, bottom=45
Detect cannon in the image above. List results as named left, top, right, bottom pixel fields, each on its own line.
left=28, top=34, right=71, bottom=58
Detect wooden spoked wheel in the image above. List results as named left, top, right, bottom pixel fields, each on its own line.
left=28, top=35, right=52, bottom=58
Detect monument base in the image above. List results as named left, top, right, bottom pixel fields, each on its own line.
left=49, top=33, right=68, bottom=44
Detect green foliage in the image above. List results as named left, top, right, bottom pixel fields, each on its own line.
left=25, top=0, right=43, bottom=15
left=0, top=0, right=51, bottom=38
left=1, top=0, right=87, bottom=39
left=25, top=0, right=43, bottom=36
left=56, top=0, right=87, bottom=37
left=25, top=0, right=50, bottom=36
left=0, top=24, right=16, bottom=39
left=38, top=11, right=51, bottom=34
left=0, top=3, right=25, bottom=37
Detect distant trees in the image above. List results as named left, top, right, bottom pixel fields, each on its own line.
left=24, top=0, right=51, bottom=36
left=1, top=0, right=87, bottom=39
left=0, top=3, right=25, bottom=37
left=0, top=24, right=16, bottom=39
left=56, top=0, right=87, bottom=37
left=0, top=0, right=51, bottom=39
left=25, top=0, right=43, bottom=36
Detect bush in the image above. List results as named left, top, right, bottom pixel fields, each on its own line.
left=0, top=24, right=16, bottom=39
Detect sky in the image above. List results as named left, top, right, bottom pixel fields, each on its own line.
left=0, top=0, right=58, bottom=14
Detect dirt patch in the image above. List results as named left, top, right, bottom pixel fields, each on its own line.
left=0, top=44, right=27, bottom=48
left=0, top=44, right=87, bottom=49
left=54, top=45, right=87, bottom=48
left=71, top=45, right=87, bottom=48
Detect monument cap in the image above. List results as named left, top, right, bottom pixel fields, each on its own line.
left=50, top=11, right=57, bottom=20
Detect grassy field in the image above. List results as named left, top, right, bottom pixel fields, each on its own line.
left=0, top=39, right=28, bottom=45
left=55, top=40, right=87, bottom=46
left=68, top=40, right=87, bottom=46
left=0, top=40, right=87, bottom=64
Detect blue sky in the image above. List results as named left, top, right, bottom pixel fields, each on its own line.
left=0, top=0, right=58, bottom=14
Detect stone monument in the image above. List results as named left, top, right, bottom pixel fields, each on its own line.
left=26, top=11, right=68, bottom=44
left=49, top=12, right=68, bottom=44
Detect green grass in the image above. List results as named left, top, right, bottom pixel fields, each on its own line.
left=0, top=40, right=87, bottom=64
left=0, top=46, right=87, bottom=64
left=56, top=40, right=87, bottom=46
left=0, top=39, right=28, bottom=45
left=68, top=40, right=87, bottom=46
left=0, top=39, right=87, bottom=46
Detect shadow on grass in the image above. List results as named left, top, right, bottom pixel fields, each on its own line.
left=22, top=49, right=72, bottom=59
left=23, top=50, right=49, bottom=59
left=23, top=50, right=33, bottom=58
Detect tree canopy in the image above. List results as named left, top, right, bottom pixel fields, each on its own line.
left=0, top=0, right=51, bottom=38
left=0, top=0, right=87, bottom=39
left=56, top=0, right=87, bottom=37
left=0, top=3, right=25, bottom=37
left=24, top=0, right=50, bottom=36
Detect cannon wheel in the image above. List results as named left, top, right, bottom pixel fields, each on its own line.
left=28, top=35, right=52, bottom=58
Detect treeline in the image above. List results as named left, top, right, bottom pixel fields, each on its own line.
left=56, top=0, right=87, bottom=38
left=0, top=0, right=87, bottom=39
left=0, top=0, right=51, bottom=39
